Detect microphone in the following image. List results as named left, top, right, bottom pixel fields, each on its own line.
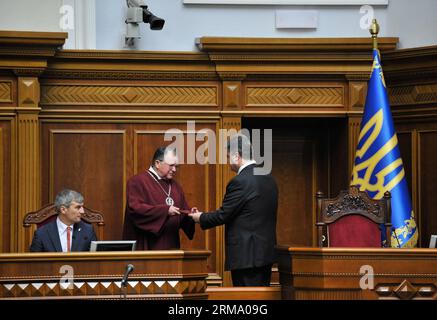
left=121, top=264, right=134, bottom=287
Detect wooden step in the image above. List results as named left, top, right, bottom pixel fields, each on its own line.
left=206, top=286, right=281, bottom=300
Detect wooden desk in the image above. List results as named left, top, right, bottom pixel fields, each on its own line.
left=277, top=246, right=437, bottom=300
left=0, top=250, right=210, bottom=300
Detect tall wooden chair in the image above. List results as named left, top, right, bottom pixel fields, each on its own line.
left=23, top=203, right=105, bottom=248
left=316, top=185, right=391, bottom=247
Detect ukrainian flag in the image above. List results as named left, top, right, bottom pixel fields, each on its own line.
left=351, top=49, right=418, bottom=248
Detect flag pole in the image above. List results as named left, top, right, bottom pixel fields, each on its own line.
left=370, top=19, right=379, bottom=51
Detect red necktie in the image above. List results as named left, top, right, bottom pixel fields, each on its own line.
left=67, top=226, right=72, bottom=252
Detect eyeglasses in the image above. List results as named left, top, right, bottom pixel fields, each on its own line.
left=160, top=161, right=179, bottom=169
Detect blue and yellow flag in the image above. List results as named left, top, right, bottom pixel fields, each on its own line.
left=351, top=49, right=418, bottom=248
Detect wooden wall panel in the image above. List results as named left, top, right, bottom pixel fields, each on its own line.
left=41, top=124, right=126, bottom=242
left=329, top=118, right=349, bottom=197
left=243, top=118, right=335, bottom=247
left=273, top=136, right=315, bottom=246
left=397, top=132, right=413, bottom=199
left=386, top=46, right=437, bottom=248
left=0, top=75, right=16, bottom=253
left=393, top=123, right=437, bottom=249
left=396, top=131, right=417, bottom=243
left=418, top=130, right=437, bottom=247
left=40, top=121, right=221, bottom=278
left=133, top=122, right=219, bottom=276
left=0, top=120, right=12, bottom=252
left=15, top=76, right=41, bottom=252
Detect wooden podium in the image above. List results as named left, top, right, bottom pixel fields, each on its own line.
left=277, top=246, right=437, bottom=300
left=0, top=250, right=210, bottom=300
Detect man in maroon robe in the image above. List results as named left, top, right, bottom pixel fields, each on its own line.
left=122, top=147, right=195, bottom=249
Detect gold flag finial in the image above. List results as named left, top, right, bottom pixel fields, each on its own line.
left=370, top=19, right=380, bottom=50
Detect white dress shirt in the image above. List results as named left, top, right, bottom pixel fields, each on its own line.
left=237, top=160, right=257, bottom=175
left=148, top=166, right=162, bottom=180
left=57, top=217, right=74, bottom=252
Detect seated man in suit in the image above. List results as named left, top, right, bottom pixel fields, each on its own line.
left=30, top=189, right=97, bottom=252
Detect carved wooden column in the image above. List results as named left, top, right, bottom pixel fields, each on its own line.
left=347, top=75, right=368, bottom=178
left=221, top=78, right=244, bottom=194
left=215, top=74, right=244, bottom=285
left=219, top=116, right=242, bottom=286
left=0, top=31, right=67, bottom=252
left=348, top=116, right=362, bottom=178
left=15, top=75, right=41, bottom=252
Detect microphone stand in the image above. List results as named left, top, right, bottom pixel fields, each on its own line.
left=121, top=283, right=127, bottom=300
left=120, top=264, right=134, bottom=300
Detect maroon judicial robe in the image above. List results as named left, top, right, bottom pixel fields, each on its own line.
left=122, top=170, right=195, bottom=250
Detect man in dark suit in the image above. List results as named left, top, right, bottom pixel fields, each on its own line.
left=190, top=134, right=278, bottom=286
left=30, top=189, right=97, bottom=252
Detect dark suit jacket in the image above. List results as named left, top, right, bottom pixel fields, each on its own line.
left=200, top=164, right=278, bottom=271
left=30, top=219, right=97, bottom=252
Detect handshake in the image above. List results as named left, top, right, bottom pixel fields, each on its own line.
left=168, top=206, right=203, bottom=222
